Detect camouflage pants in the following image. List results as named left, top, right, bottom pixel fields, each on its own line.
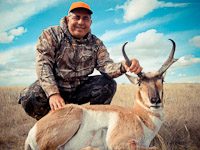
left=18, top=75, right=117, bottom=120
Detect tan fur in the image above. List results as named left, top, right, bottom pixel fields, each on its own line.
left=26, top=40, right=178, bottom=150
left=83, top=104, right=133, bottom=113
left=133, top=101, right=161, bottom=131
left=83, top=105, right=155, bottom=149
left=137, top=90, right=150, bottom=109
left=36, top=104, right=83, bottom=150
left=83, top=102, right=161, bottom=149
left=109, top=111, right=143, bottom=149
left=137, top=77, right=163, bottom=108
left=142, top=72, right=159, bottom=78
left=33, top=77, right=163, bottom=150
left=81, top=146, right=100, bottom=150
left=128, top=139, right=158, bottom=150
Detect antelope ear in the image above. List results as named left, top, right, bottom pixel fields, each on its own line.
left=162, top=71, right=167, bottom=79
left=125, top=74, right=138, bottom=84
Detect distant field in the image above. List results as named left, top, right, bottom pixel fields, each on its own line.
left=0, top=84, right=200, bottom=150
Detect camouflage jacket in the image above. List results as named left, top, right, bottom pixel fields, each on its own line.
left=36, top=17, right=125, bottom=98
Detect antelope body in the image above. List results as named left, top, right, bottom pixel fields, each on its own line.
left=25, top=39, right=178, bottom=150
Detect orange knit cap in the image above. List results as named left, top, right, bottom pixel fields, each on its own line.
left=68, top=1, right=93, bottom=14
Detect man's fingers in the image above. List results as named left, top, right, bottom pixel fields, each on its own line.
left=130, top=61, right=139, bottom=73
left=49, top=94, right=66, bottom=111
left=61, top=102, right=65, bottom=107
left=60, top=99, right=66, bottom=107
left=54, top=103, right=59, bottom=110
left=135, top=67, right=143, bottom=75
left=57, top=102, right=62, bottom=110
left=129, top=59, right=143, bottom=74
left=50, top=103, right=56, bottom=111
left=50, top=104, right=53, bottom=111
left=53, top=99, right=65, bottom=110
left=130, top=59, right=137, bottom=69
left=57, top=99, right=65, bottom=109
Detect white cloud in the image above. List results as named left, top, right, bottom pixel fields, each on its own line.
left=160, top=2, right=189, bottom=8
left=169, top=71, right=176, bottom=75
left=128, top=29, right=164, bottom=49
left=0, top=0, right=62, bottom=43
left=0, top=32, right=15, bottom=43
left=173, top=76, right=200, bottom=83
left=108, top=30, right=200, bottom=71
left=108, top=29, right=177, bottom=72
left=0, top=0, right=64, bottom=33
left=0, top=68, right=37, bottom=86
left=189, top=35, right=200, bottom=48
left=7, top=0, right=35, bottom=3
left=0, top=26, right=27, bottom=43
left=122, top=0, right=160, bottom=22
left=9, top=27, right=27, bottom=36
left=0, top=43, right=37, bottom=85
left=111, top=0, right=189, bottom=22
left=100, top=14, right=173, bottom=42
left=0, top=43, right=36, bottom=65
left=174, top=55, right=200, bottom=68
left=178, top=74, right=186, bottom=77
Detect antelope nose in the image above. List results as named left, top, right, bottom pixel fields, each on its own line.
left=151, top=97, right=161, bottom=104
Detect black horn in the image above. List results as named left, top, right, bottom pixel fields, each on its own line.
left=122, top=42, right=143, bottom=78
left=158, top=39, right=178, bottom=76
left=122, top=42, right=132, bottom=67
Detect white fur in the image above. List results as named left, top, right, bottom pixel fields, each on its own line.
left=134, top=99, right=164, bottom=148
left=26, top=94, right=164, bottom=150
left=137, top=112, right=163, bottom=147
left=140, top=91, right=150, bottom=106
left=25, top=125, right=39, bottom=150
left=62, top=108, right=119, bottom=149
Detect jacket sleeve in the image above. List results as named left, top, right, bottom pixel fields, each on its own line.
left=95, top=39, right=126, bottom=78
left=36, top=27, right=60, bottom=98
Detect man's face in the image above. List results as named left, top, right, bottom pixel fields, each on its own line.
left=67, top=9, right=92, bottom=39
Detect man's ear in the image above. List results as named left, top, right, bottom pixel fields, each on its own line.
left=65, top=16, right=69, bottom=22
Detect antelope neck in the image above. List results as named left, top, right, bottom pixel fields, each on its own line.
left=133, top=99, right=162, bottom=121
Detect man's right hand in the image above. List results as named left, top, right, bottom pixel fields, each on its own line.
left=49, top=94, right=65, bottom=111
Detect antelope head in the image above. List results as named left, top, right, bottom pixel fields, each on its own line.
left=122, top=39, right=178, bottom=110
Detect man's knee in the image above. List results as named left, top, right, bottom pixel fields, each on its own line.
left=90, top=75, right=117, bottom=104
left=18, top=80, right=50, bottom=120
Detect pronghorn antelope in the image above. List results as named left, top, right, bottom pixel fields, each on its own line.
left=25, top=39, right=178, bottom=150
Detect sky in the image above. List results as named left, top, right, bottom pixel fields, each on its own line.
left=0, top=0, right=200, bottom=86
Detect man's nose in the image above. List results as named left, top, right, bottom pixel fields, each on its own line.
left=78, top=18, right=84, bottom=24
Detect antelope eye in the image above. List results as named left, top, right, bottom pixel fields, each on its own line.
left=138, top=80, right=141, bottom=86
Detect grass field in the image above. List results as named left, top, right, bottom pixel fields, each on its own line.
left=0, top=83, right=200, bottom=150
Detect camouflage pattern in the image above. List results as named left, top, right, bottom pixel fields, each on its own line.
left=18, top=80, right=50, bottom=120
left=36, top=17, right=125, bottom=98
left=18, top=17, right=126, bottom=120
left=18, top=75, right=116, bottom=120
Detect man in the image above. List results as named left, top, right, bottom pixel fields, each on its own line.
left=18, top=1, right=142, bottom=120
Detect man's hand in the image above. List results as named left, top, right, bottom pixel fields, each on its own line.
left=122, top=58, right=143, bottom=74
left=49, top=94, right=65, bottom=111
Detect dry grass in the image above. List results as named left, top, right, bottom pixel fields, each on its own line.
left=0, top=84, right=200, bottom=150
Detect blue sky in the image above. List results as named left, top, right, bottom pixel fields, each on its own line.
left=0, top=0, right=200, bottom=86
